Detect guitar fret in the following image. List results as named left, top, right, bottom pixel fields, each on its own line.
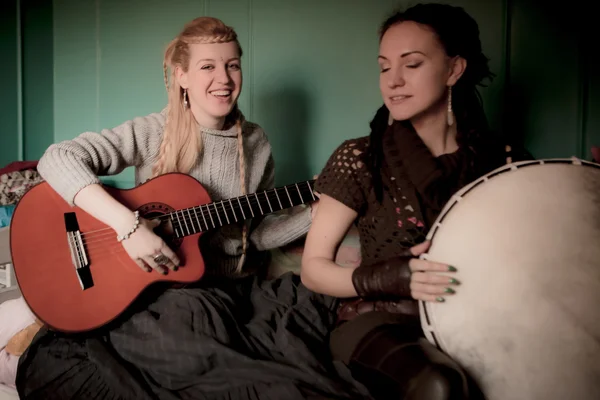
left=179, top=210, right=191, bottom=235
left=245, top=194, right=255, bottom=217
left=306, top=181, right=316, bottom=201
left=205, top=205, right=216, bottom=228
left=213, top=203, right=222, bottom=227
left=228, top=199, right=238, bottom=222
left=170, top=215, right=181, bottom=238
left=192, top=207, right=204, bottom=231
left=274, top=189, right=283, bottom=209
left=220, top=201, right=230, bottom=224
left=254, top=193, right=264, bottom=214
left=185, top=209, right=197, bottom=233
left=264, top=190, right=273, bottom=212
left=284, top=186, right=293, bottom=207
left=237, top=197, right=246, bottom=219
left=295, top=183, right=304, bottom=204
left=199, top=207, right=208, bottom=230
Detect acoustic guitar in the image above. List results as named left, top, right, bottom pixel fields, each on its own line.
left=9, top=173, right=316, bottom=333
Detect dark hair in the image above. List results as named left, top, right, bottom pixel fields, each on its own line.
left=368, top=3, right=495, bottom=202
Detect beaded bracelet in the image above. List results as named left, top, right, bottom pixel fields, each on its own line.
left=117, top=211, right=140, bottom=242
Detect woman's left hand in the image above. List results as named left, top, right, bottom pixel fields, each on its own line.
left=408, top=241, right=459, bottom=302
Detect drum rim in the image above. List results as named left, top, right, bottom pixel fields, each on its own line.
left=418, top=157, right=600, bottom=350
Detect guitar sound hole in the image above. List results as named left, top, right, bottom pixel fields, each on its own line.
left=136, top=202, right=183, bottom=250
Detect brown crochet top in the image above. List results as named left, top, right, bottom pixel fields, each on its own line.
left=315, top=120, right=514, bottom=268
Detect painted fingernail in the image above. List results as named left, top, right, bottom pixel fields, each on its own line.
left=436, top=297, right=445, bottom=302
left=447, top=265, right=457, bottom=272
left=173, top=266, right=178, bottom=272
left=445, top=287, right=455, bottom=294
left=449, top=278, right=460, bottom=285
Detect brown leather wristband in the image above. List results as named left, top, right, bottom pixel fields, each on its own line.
left=351, top=250, right=413, bottom=300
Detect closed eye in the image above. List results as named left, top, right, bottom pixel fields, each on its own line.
left=406, top=62, right=423, bottom=69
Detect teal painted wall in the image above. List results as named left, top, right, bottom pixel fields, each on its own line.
left=1, top=0, right=596, bottom=188
left=0, top=0, right=20, bottom=164
left=1, top=0, right=53, bottom=165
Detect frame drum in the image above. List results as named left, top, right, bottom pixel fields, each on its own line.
left=419, top=159, right=600, bottom=400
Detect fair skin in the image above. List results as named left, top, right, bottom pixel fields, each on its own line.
left=301, top=21, right=467, bottom=302
left=176, top=42, right=242, bottom=130
left=72, top=41, right=243, bottom=274
left=380, top=21, right=466, bottom=156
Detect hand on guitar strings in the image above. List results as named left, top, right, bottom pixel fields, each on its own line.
left=119, top=216, right=180, bottom=274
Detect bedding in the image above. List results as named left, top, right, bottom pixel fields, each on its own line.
left=0, top=166, right=42, bottom=207
left=0, top=297, right=36, bottom=391
left=0, top=383, right=18, bottom=400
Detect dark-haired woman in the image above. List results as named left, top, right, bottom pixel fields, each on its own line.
left=301, top=3, right=532, bottom=399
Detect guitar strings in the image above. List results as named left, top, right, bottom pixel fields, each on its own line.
left=64, top=189, right=316, bottom=264
left=70, top=185, right=316, bottom=250
left=77, top=185, right=315, bottom=245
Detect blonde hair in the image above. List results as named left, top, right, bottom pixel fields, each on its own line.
left=157, top=17, right=249, bottom=272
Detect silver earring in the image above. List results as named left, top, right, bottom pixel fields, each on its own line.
left=183, top=89, right=189, bottom=109
left=447, top=86, right=454, bottom=126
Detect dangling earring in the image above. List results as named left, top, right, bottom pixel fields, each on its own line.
left=447, top=86, right=454, bottom=126
left=183, top=88, right=189, bottom=110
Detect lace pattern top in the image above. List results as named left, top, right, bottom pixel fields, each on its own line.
left=315, top=120, right=515, bottom=267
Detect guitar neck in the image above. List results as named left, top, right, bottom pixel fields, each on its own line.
left=169, top=180, right=316, bottom=238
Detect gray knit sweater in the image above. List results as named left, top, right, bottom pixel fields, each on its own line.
left=36, top=110, right=312, bottom=278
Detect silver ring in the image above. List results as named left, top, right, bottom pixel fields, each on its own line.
left=153, top=254, right=169, bottom=265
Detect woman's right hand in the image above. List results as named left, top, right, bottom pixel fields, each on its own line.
left=118, top=217, right=180, bottom=274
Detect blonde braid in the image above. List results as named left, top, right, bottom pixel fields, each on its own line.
left=183, top=33, right=237, bottom=45
left=235, top=115, right=248, bottom=273
left=153, top=40, right=183, bottom=178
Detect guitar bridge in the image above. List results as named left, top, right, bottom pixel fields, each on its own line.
left=64, top=212, right=93, bottom=290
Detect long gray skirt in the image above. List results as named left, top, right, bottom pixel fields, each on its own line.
left=16, top=272, right=371, bottom=400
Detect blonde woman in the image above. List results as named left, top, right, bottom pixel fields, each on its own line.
left=16, top=17, right=369, bottom=400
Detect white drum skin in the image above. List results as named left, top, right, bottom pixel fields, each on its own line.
left=419, top=159, right=600, bottom=400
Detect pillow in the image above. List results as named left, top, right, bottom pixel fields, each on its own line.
left=0, top=349, right=18, bottom=388
left=0, top=297, right=36, bottom=388
left=268, top=226, right=361, bottom=278
left=0, top=297, right=36, bottom=349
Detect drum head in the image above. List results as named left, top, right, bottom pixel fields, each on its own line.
left=419, top=159, right=600, bottom=400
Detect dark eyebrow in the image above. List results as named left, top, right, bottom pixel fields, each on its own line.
left=378, top=51, right=426, bottom=60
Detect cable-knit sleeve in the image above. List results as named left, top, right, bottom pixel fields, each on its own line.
left=36, top=112, right=165, bottom=206
left=248, top=146, right=313, bottom=252
left=314, top=138, right=369, bottom=213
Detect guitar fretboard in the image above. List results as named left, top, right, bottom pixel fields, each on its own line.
left=169, top=180, right=316, bottom=238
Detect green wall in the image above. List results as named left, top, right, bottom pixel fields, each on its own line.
left=1, top=0, right=53, bottom=165
left=0, top=0, right=21, bottom=164
left=1, top=0, right=596, bottom=188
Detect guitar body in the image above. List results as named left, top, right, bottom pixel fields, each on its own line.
left=10, top=173, right=210, bottom=333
